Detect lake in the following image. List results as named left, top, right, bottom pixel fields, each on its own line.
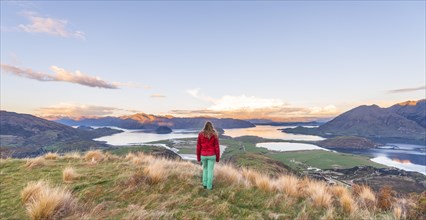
left=223, top=125, right=325, bottom=141
left=256, top=142, right=329, bottom=151
left=335, top=144, right=426, bottom=175
left=94, top=127, right=199, bottom=145
left=94, top=125, right=426, bottom=174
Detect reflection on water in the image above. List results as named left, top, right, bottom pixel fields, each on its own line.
left=391, top=158, right=412, bottom=164
left=256, top=142, right=329, bottom=152
left=224, top=125, right=325, bottom=141
left=94, top=127, right=198, bottom=145
left=372, top=156, right=426, bottom=175
left=335, top=143, right=426, bottom=175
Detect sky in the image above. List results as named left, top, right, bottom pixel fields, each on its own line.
left=1, top=1, right=425, bottom=121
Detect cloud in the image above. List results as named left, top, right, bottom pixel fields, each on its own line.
left=150, top=94, right=166, bottom=98
left=177, top=88, right=338, bottom=120
left=112, top=82, right=150, bottom=89
left=36, top=103, right=139, bottom=119
left=1, top=64, right=131, bottom=89
left=387, top=85, right=426, bottom=93
left=16, top=11, right=85, bottom=39
left=186, top=88, right=215, bottom=102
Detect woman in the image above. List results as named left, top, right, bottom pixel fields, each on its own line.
left=196, top=121, right=220, bottom=190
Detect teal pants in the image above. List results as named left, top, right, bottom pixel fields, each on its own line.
left=201, top=155, right=216, bottom=190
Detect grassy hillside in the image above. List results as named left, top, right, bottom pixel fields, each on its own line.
left=1, top=151, right=424, bottom=220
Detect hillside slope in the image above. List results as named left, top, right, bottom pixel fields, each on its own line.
left=0, top=111, right=122, bottom=157
left=388, top=99, right=426, bottom=128
left=318, top=105, right=425, bottom=139
left=283, top=100, right=426, bottom=143
left=1, top=151, right=423, bottom=220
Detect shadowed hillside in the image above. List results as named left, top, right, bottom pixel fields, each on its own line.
left=1, top=151, right=424, bottom=220
left=283, top=100, right=426, bottom=144
left=0, top=111, right=122, bottom=158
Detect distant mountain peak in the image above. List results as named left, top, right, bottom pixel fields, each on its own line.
left=395, top=99, right=426, bottom=106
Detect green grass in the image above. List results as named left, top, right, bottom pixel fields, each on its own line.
left=0, top=152, right=396, bottom=220
left=268, top=150, right=386, bottom=170
left=0, top=157, right=125, bottom=219
left=0, top=156, right=317, bottom=219
left=175, top=148, right=195, bottom=154
left=107, top=145, right=162, bottom=156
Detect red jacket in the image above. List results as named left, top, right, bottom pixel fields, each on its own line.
left=196, top=132, right=220, bottom=162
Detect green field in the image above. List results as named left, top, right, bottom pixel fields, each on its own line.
left=268, top=150, right=386, bottom=170
left=219, top=137, right=386, bottom=171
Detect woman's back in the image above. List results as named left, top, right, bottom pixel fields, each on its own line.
left=197, top=132, right=219, bottom=157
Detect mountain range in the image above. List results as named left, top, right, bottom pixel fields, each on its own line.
left=56, top=113, right=255, bottom=129
left=284, top=99, right=426, bottom=144
left=1, top=99, right=425, bottom=157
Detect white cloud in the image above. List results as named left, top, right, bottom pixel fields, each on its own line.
left=16, top=11, right=85, bottom=39
left=309, top=105, right=337, bottom=115
left=182, top=88, right=338, bottom=120
left=186, top=88, right=215, bottom=102
left=1, top=63, right=143, bottom=89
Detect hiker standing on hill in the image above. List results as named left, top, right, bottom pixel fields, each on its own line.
left=196, top=121, right=220, bottom=190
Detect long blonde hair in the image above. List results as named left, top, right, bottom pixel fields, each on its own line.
left=202, top=121, right=217, bottom=138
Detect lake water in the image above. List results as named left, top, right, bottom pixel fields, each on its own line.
left=93, top=127, right=225, bottom=161
left=335, top=144, right=426, bottom=175
left=256, top=142, right=329, bottom=152
left=223, top=125, right=325, bottom=141
left=94, top=125, right=426, bottom=174
left=94, top=127, right=198, bottom=145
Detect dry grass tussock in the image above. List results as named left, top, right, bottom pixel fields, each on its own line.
left=63, top=152, right=81, bottom=159
left=44, top=152, right=59, bottom=160
left=132, top=156, right=144, bottom=165
left=305, top=179, right=333, bottom=208
left=377, top=185, right=395, bottom=211
left=125, top=204, right=174, bottom=220
left=357, top=185, right=377, bottom=210
left=127, top=152, right=156, bottom=166
left=125, top=152, right=137, bottom=161
left=215, top=164, right=246, bottom=186
left=393, top=205, right=403, bottom=220
left=84, top=150, right=105, bottom=163
left=340, top=191, right=357, bottom=214
left=21, top=181, right=50, bottom=203
left=21, top=180, right=76, bottom=220
left=25, top=157, right=46, bottom=169
left=241, top=167, right=259, bottom=186
left=255, top=173, right=275, bottom=192
left=274, top=175, right=300, bottom=197
left=143, top=159, right=169, bottom=185
left=173, top=161, right=201, bottom=179
left=63, top=167, right=79, bottom=183
left=104, top=152, right=120, bottom=161
left=331, top=185, right=357, bottom=214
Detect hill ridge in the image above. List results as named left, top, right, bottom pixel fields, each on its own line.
left=2, top=151, right=422, bottom=219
